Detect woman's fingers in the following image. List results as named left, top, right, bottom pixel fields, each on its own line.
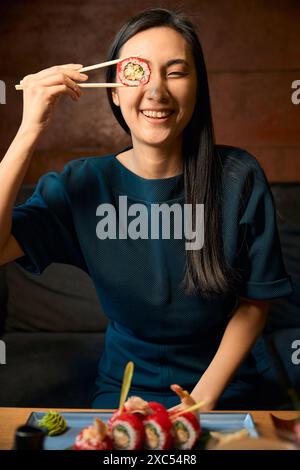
left=19, top=64, right=89, bottom=133
left=170, top=384, right=184, bottom=398
left=20, top=64, right=82, bottom=84
left=22, top=70, right=89, bottom=102
left=47, top=84, right=81, bottom=101
left=27, top=63, right=83, bottom=80
left=171, top=384, right=187, bottom=401
left=33, top=67, right=88, bottom=83
left=23, top=80, right=78, bottom=101
left=20, top=65, right=89, bottom=98
left=22, top=70, right=88, bottom=92
left=170, top=384, right=195, bottom=404
left=34, top=74, right=84, bottom=99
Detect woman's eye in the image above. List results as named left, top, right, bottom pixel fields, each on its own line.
left=168, top=72, right=187, bottom=77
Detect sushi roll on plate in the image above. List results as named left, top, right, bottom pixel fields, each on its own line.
left=74, top=418, right=113, bottom=450
left=117, top=57, right=151, bottom=86
left=143, top=409, right=173, bottom=450
left=170, top=411, right=201, bottom=450
left=110, top=412, right=145, bottom=450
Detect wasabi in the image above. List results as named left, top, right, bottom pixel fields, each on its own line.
left=38, top=411, right=67, bottom=436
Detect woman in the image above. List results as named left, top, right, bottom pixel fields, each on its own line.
left=0, top=8, right=293, bottom=410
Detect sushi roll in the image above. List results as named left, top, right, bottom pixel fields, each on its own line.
left=143, top=410, right=173, bottom=450
left=110, top=412, right=145, bottom=450
left=170, top=411, right=201, bottom=450
left=117, top=57, right=151, bottom=86
left=108, top=406, right=127, bottom=428
left=74, top=418, right=113, bottom=450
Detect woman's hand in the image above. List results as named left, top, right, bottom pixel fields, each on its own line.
left=19, top=63, right=89, bottom=135
left=168, top=384, right=215, bottom=414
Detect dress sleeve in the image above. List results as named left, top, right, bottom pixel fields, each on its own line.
left=235, top=160, right=294, bottom=300
left=11, top=169, right=88, bottom=275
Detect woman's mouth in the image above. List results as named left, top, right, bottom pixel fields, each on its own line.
left=140, top=109, right=174, bottom=122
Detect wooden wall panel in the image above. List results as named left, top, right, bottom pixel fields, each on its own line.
left=0, top=0, right=299, bottom=182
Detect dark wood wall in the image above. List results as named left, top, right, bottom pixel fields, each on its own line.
left=0, top=0, right=299, bottom=183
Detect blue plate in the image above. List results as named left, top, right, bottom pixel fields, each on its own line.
left=27, top=411, right=259, bottom=450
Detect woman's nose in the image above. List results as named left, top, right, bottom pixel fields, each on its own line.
left=144, top=74, right=169, bottom=101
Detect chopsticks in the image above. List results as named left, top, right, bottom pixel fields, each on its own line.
left=169, top=400, right=206, bottom=420
left=79, top=57, right=137, bottom=73
left=15, top=55, right=140, bottom=90
left=15, top=83, right=128, bottom=90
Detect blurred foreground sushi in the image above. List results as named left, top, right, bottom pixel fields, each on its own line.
left=143, top=407, right=174, bottom=450
left=170, top=411, right=201, bottom=450
left=74, top=418, right=112, bottom=450
left=110, top=412, right=145, bottom=450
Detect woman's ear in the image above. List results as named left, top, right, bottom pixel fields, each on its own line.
left=112, top=89, right=120, bottom=107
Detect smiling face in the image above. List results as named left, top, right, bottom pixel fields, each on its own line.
left=112, top=26, right=198, bottom=150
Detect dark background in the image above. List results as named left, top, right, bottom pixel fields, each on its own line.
left=0, top=0, right=299, bottom=183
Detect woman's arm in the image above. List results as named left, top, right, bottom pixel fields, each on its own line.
left=0, top=127, right=42, bottom=263
left=189, top=297, right=269, bottom=409
left=0, top=64, right=86, bottom=265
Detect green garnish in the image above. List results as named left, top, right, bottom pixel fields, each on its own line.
left=38, top=411, right=67, bottom=436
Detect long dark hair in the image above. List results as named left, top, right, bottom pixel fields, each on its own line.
left=105, top=8, right=237, bottom=299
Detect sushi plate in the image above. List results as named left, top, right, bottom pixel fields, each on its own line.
left=27, top=411, right=259, bottom=450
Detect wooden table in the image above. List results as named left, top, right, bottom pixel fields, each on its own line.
left=0, top=407, right=299, bottom=450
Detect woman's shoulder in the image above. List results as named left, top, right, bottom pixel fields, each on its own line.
left=215, top=144, right=267, bottom=186
left=216, top=144, right=262, bottom=170
left=49, top=152, right=120, bottom=192
left=62, top=152, right=117, bottom=177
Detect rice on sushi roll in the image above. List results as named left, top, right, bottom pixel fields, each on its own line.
left=170, top=411, right=201, bottom=450
left=117, top=57, right=151, bottom=86
left=143, top=410, right=173, bottom=450
left=74, top=418, right=113, bottom=450
left=110, top=412, right=145, bottom=450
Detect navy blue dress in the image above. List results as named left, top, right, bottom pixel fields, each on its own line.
left=11, top=145, right=293, bottom=409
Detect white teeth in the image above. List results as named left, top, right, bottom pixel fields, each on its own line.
left=142, top=110, right=172, bottom=118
